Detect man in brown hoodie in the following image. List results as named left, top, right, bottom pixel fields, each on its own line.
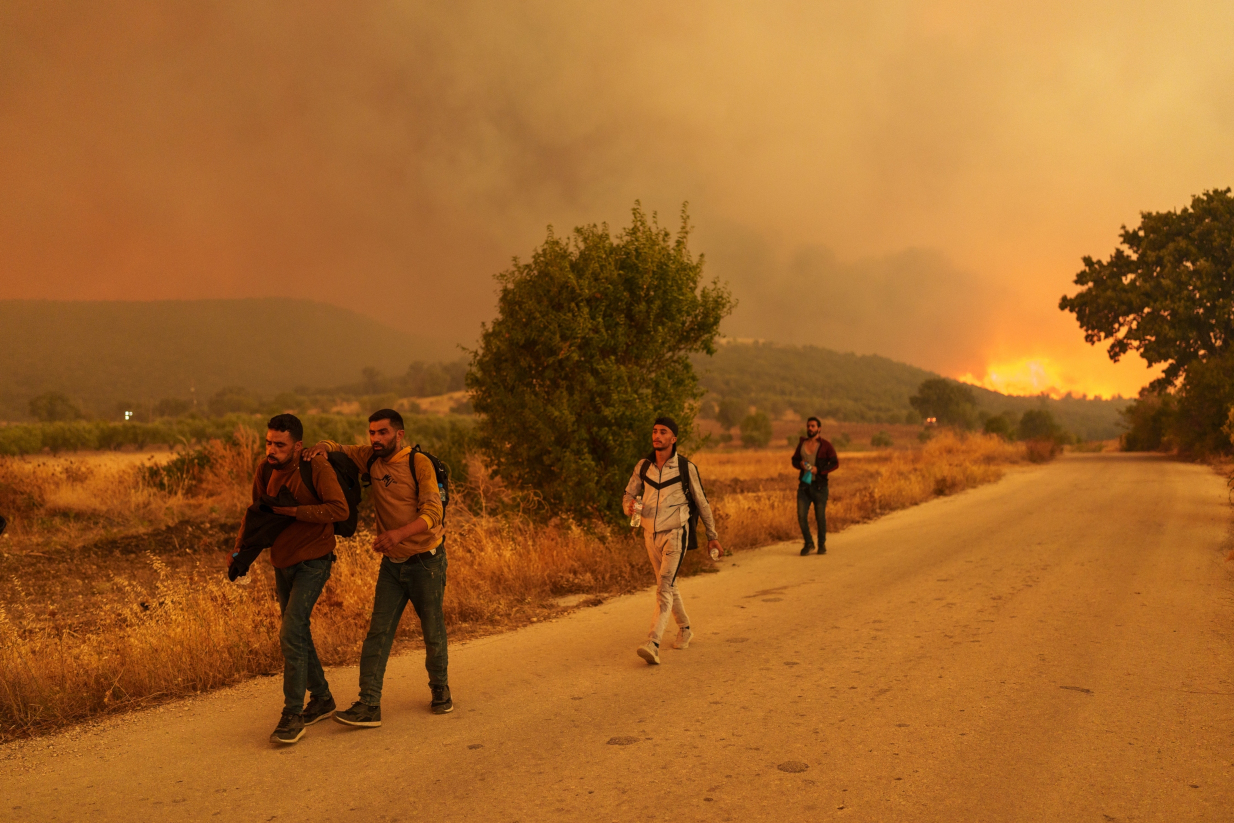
left=233, top=414, right=349, bottom=745
left=304, top=408, right=450, bottom=727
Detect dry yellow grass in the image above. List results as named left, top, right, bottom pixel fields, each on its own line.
left=0, top=430, right=1027, bottom=740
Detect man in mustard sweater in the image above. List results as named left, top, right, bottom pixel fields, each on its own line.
left=304, top=408, right=450, bottom=726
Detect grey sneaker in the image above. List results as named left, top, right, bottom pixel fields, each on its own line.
left=301, top=694, right=336, bottom=726
left=637, top=641, right=660, bottom=665
left=673, top=627, right=693, bottom=650
left=333, top=700, right=382, bottom=728
left=431, top=685, right=454, bottom=714
left=270, top=710, right=305, bottom=745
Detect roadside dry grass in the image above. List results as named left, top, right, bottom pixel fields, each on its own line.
left=0, top=430, right=1028, bottom=740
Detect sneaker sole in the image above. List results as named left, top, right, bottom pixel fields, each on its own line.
left=333, top=715, right=381, bottom=728
left=431, top=703, right=454, bottom=714
left=637, top=646, right=660, bottom=665
left=302, top=710, right=335, bottom=726
left=270, top=728, right=305, bottom=745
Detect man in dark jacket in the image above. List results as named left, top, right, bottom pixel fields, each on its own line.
left=232, top=414, right=349, bottom=745
left=791, top=416, right=839, bottom=555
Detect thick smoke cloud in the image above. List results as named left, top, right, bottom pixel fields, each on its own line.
left=2, top=1, right=1232, bottom=393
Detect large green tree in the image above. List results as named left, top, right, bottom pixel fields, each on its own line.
left=908, top=378, right=977, bottom=428
left=466, top=204, right=734, bottom=521
left=1059, top=189, right=1234, bottom=390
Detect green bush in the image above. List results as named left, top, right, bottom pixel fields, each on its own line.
left=871, top=431, right=893, bottom=447
left=467, top=204, right=732, bottom=522
left=0, top=425, right=42, bottom=456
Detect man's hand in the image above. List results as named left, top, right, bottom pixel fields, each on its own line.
left=272, top=506, right=298, bottom=517
left=371, top=518, right=428, bottom=554
left=302, top=442, right=330, bottom=461
left=707, top=539, right=724, bottom=558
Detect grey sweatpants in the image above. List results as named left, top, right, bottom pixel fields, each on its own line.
left=645, top=527, right=690, bottom=645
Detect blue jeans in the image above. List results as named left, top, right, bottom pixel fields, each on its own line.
left=273, top=555, right=333, bottom=713
left=797, top=482, right=829, bottom=548
left=358, top=548, right=449, bottom=705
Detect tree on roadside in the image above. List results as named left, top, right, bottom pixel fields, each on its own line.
left=466, top=204, right=734, bottom=522
left=1060, top=189, right=1234, bottom=453
left=1018, top=408, right=1061, bottom=442
left=909, top=378, right=977, bottom=429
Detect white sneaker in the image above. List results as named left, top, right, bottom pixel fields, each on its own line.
left=673, top=628, right=693, bottom=650
left=637, top=641, right=660, bottom=665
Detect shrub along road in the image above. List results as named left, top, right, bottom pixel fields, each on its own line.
left=3, top=453, right=1231, bottom=822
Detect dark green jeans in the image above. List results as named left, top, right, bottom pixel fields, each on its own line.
left=273, top=554, right=333, bottom=713
left=358, top=548, right=449, bottom=706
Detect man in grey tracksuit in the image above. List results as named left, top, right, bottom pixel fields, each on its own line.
left=622, top=416, right=722, bottom=665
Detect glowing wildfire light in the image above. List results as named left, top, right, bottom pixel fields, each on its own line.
left=959, top=358, right=1070, bottom=398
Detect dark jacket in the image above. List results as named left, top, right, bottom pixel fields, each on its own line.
left=791, top=436, right=839, bottom=487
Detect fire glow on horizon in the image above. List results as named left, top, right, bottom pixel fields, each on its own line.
left=957, top=357, right=1125, bottom=400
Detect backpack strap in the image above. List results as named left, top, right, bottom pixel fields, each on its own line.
left=678, top=455, right=697, bottom=515
left=408, top=445, right=423, bottom=497
left=363, top=452, right=378, bottom=486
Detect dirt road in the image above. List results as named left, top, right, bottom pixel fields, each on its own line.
left=4, top=453, right=1232, bottom=822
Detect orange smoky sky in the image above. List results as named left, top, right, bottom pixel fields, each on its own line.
left=3, top=1, right=1232, bottom=397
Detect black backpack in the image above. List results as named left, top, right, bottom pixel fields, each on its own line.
left=260, top=452, right=363, bottom=537
left=638, top=453, right=704, bottom=551
left=364, top=444, right=450, bottom=522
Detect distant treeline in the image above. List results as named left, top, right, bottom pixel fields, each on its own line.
left=0, top=298, right=460, bottom=423
left=20, top=359, right=471, bottom=424
left=693, top=342, right=1129, bottom=441
left=0, top=414, right=475, bottom=479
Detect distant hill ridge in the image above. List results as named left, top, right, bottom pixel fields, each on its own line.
left=0, top=299, right=458, bottom=420
left=692, top=341, right=1129, bottom=440
left=0, top=301, right=1127, bottom=439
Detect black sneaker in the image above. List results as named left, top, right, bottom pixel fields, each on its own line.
left=431, top=685, right=454, bottom=714
left=818, top=545, right=827, bottom=555
left=800, top=545, right=815, bottom=556
left=270, top=710, right=305, bottom=745
left=302, top=694, right=336, bottom=726
left=333, top=700, right=382, bottom=728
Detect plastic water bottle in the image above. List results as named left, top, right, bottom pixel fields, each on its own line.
left=629, top=497, right=643, bottom=528
left=709, top=546, right=721, bottom=561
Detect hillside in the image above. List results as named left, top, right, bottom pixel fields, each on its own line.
left=692, top=341, right=1129, bottom=441
left=0, top=299, right=459, bottom=421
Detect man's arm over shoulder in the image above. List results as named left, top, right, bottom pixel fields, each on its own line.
left=296, top=454, right=350, bottom=523
left=412, top=452, right=444, bottom=530
left=687, top=461, right=719, bottom=541
left=316, top=440, right=374, bottom=474
left=622, top=461, right=646, bottom=516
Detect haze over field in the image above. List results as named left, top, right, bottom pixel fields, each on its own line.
left=4, top=2, right=1232, bottom=396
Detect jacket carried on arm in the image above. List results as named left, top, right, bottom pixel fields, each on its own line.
left=229, top=453, right=349, bottom=578
left=791, top=436, right=839, bottom=487
left=622, top=452, right=718, bottom=541
left=318, top=441, right=444, bottom=559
